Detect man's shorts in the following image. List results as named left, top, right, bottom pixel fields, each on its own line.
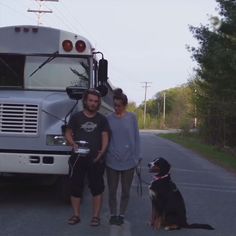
left=68, top=154, right=105, bottom=198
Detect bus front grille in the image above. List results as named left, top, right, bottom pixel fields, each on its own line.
left=0, top=103, right=39, bottom=135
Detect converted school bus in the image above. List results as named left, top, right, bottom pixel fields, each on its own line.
left=0, top=25, right=113, bottom=197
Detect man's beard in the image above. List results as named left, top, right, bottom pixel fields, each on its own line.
left=85, top=104, right=99, bottom=112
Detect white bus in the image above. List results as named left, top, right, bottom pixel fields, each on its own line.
left=0, top=25, right=113, bottom=189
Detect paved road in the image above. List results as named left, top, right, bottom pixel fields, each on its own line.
left=0, top=132, right=236, bottom=236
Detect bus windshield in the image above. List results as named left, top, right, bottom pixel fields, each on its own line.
left=0, top=54, right=90, bottom=90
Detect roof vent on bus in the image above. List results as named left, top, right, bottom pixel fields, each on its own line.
left=62, top=40, right=73, bottom=52
left=32, top=27, right=38, bottom=33
left=75, top=40, right=86, bottom=52
left=23, top=27, right=30, bottom=33
left=15, top=27, right=21, bottom=32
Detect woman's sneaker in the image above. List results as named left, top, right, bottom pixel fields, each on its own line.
left=109, top=216, right=118, bottom=225
left=117, top=215, right=124, bottom=225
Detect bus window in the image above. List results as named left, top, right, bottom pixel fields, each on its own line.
left=0, top=55, right=25, bottom=88
left=25, top=57, right=90, bottom=90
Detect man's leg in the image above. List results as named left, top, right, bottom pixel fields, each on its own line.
left=70, top=196, right=82, bottom=217
left=67, top=195, right=82, bottom=225
left=88, top=162, right=105, bottom=226
left=68, top=157, right=85, bottom=224
left=92, top=194, right=103, bottom=218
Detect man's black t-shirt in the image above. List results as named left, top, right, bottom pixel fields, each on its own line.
left=67, top=111, right=110, bottom=158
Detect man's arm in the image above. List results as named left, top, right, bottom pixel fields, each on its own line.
left=93, top=131, right=109, bottom=163
left=65, top=128, right=78, bottom=150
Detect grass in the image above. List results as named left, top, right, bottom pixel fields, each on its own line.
left=159, top=133, right=236, bottom=173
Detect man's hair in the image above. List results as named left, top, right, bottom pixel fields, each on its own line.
left=82, top=88, right=102, bottom=109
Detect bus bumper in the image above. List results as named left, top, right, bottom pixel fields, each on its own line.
left=0, top=152, right=70, bottom=174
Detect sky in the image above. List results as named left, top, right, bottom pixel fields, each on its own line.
left=0, top=0, right=219, bottom=105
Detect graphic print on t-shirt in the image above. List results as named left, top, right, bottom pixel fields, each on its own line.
left=81, top=122, right=97, bottom=132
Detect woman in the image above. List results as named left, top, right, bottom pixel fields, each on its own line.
left=106, top=88, right=141, bottom=225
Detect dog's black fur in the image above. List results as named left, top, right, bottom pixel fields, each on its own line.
left=148, top=157, right=214, bottom=231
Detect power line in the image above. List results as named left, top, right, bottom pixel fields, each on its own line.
left=51, top=7, right=76, bottom=32
left=0, top=2, right=36, bottom=23
left=60, top=1, right=98, bottom=45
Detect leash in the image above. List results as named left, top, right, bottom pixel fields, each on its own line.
left=69, top=153, right=80, bottom=178
left=135, top=164, right=143, bottom=197
left=135, top=162, right=150, bottom=197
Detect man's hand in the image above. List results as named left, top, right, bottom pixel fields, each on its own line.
left=93, top=151, right=103, bottom=163
left=72, top=143, right=79, bottom=152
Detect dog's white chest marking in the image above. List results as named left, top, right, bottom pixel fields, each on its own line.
left=149, top=188, right=157, bottom=199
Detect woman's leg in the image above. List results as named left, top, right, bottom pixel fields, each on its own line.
left=119, top=168, right=135, bottom=216
left=106, top=166, right=120, bottom=216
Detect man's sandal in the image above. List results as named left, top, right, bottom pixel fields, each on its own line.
left=90, top=216, right=100, bottom=226
left=68, top=215, right=81, bottom=225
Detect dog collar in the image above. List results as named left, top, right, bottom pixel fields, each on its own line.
left=153, top=173, right=169, bottom=181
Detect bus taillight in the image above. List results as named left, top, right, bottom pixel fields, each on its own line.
left=62, top=40, right=73, bottom=52
left=75, top=40, right=86, bottom=52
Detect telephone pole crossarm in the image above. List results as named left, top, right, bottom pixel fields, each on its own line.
left=27, top=0, right=59, bottom=25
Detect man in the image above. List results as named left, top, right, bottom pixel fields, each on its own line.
left=65, top=89, right=110, bottom=226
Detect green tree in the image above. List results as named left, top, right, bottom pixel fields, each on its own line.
left=188, top=0, right=236, bottom=147
left=153, top=86, right=193, bottom=129
left=127, top=102, right=137, bottom=113
left=127, top=102, right=145, bottom=128
left=137, top=85, right=194, bottom=130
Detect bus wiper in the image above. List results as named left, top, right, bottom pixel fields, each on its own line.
left=70, top=67, right=89, bottom=82
left=29, top=51, right=59, bottom=77
left=0, top=57, right=19, bottom=79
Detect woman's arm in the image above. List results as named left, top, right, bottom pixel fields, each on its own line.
left=133, top=114, right=141, bottom=163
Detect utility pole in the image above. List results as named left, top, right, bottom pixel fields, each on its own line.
left=141, top=82, right=152, bottom=128
left=163, top=91, right=166, bottom=121
left=28, top=0, right=59, bottom=25
left=194, top=89, right=197, bottom=128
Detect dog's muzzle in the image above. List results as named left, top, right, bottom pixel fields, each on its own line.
left=148, top=161, right=155, bottom=168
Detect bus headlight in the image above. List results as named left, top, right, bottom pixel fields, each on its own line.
left=46, top=135, right=67, bottom=146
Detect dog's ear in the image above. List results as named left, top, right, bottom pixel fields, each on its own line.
left=153, top=157, right=162, bottom=164
left=158, top=157, right=171, bottom=175
left=153, top=157, right=159, bottom=162
left=154, top=157, right=165, bottom=166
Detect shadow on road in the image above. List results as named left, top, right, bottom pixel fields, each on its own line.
left=0, top=176, right=64, bottom=206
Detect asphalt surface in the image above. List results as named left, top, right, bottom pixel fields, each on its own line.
left=0, top=131, right=236, bottom=236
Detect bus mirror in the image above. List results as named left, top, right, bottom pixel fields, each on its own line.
left=66, top=86, right=86, bottom=100
left=96, top=85, right=108, bottom=97
left=98, top=59, right=108, bottom=82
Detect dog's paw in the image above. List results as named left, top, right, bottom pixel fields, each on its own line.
left=148, top=219, right=161, bottom=230
left=147, top=220, right=153, bottom=227
left=164, top=225, right=180, bottom=231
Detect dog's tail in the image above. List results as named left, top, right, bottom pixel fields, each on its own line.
left=184, top=223, right=214, bottom=230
